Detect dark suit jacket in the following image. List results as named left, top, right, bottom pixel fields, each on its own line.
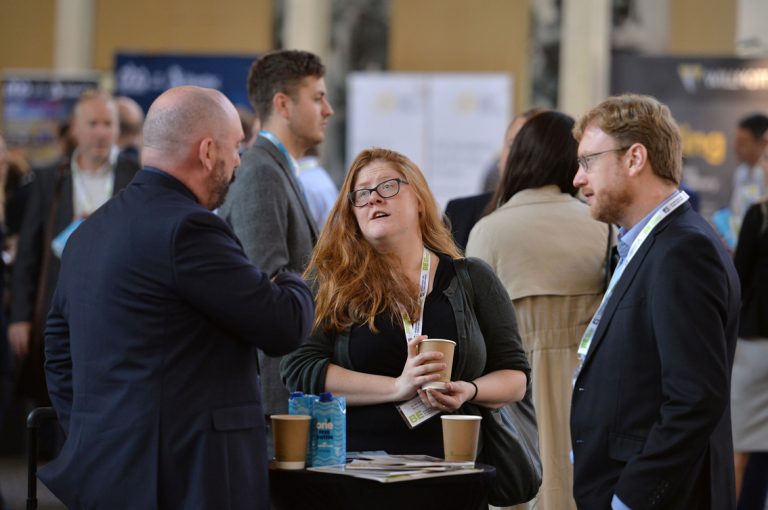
left=10, top=156, right=139, bottom=326
left=570, top=203, right=740, bottom=510
left=444, top=191, right=493, bottom=251
left=41, top=169, right=314, bottom=509
left=219, top=135, right=318, bottom=415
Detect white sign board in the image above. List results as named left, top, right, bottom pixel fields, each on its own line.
left=347, top=73, right=512, bottom=210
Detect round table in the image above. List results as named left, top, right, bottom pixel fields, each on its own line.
left=270, top=463, right=496, bottom=510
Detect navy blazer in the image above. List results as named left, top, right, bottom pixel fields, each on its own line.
left=570, top=203, right=740, bottom=509
left=41, top=169, right=314, bottom=509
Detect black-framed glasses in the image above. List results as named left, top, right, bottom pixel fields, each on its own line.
left=349, top=178, right=409, bottom=207
left=577, top=147, right=630, bottom=173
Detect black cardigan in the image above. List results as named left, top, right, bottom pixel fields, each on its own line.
left=280, top=257, right=530, bottom=395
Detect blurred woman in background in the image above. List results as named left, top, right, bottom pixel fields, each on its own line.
left=467, top=111, right=612, bottom=510
left=731, top=138, right=768, bottom=510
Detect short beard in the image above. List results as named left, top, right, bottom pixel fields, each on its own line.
left=209, top=162, right=235, bottom=210
left=591, top=184, right=632, bottom=226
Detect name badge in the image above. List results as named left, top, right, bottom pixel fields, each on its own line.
left=395, top=395, right=440, bottom=429
left=51, top=218, right=85, bottom=259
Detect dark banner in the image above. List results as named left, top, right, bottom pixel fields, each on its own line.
left=611, top=55, right=768, bottom=219
left=1, top=74, right=99, bottom=166
left=114, top=53, right=258, bottom=113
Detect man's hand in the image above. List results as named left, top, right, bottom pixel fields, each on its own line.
left=9, top=321, right=32, bottom=358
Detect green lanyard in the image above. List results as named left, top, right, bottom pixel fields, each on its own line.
left=401, top=247, right=431, bottom=341
left=574, top=191, right=689, bottom=384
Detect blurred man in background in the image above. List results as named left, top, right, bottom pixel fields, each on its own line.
left=9, top=90, right=139, bottom=407
left=219, top=50, right=333, bottom=452
left=116, top=96, right=145, bottom=162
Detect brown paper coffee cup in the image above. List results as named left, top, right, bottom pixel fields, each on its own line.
left=441, top=415, right=482, bottom=462
left=418, top=338, right=456, bottom=391
left=271, top=414, right=311, bottom=469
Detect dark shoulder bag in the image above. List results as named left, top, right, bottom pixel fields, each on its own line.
left=455, top=258, right=543, bottom=507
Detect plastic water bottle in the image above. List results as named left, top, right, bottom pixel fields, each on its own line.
left=310, top=392, right=346, bottom=467
left=288, top=391, right=318, bottom=465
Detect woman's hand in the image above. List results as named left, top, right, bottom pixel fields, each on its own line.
left=393, top=335, right=447, bottom=402
left=421, top=370, right=526, bottom=411
left=418, top=380, right=476, bottom=412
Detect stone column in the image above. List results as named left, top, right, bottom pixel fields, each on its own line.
left=736, top=0, right=768, bottom=55
left=558, top=0, right=611, bottom=117
left=283, top=0, right=332, bottom=64
left=54, top=0, right=95, bottom=72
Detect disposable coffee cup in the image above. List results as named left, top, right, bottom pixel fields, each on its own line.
left=441, top=415, right=482, bottom=462
left=271, top=414, right=311, bottom=469
left=418, top=339, right=456, bottom=391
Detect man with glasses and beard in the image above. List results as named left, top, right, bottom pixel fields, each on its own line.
left=40, top=86, right=314, bottom=510
left=570, top=94, right=740, bottom=510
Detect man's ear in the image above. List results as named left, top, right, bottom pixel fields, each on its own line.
left=272, top=92, right=292, bottom=120
left=198, top=137, right=216, bottom=172
left=626, top=143, right=648, bottom=177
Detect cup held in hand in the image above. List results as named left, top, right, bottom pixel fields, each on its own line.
left=418, top=338, right=456, bottom=391
left=271, top=414, right=311, bottom=469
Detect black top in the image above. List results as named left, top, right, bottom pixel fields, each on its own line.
left=346, top=253, right=459, bottom=457
left=734, top=201, right=768, bottom=337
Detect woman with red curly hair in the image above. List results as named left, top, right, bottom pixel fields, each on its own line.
left=281, top=147, right=530, bottom=458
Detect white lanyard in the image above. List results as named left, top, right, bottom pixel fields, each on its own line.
left=72, top=167, right=113, bottom=217
left=401, top=247, right=431, bottom=342
left=576, top=192, right=689, bottom=362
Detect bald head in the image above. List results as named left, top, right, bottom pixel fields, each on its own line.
left=116, top=96, right=144, bottom=134
left=142, top=86, right=244, bottom=209
left=143, top=86, right=239, bottom=164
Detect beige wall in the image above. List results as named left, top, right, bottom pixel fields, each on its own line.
left=0, top=0, right=55, bottom=71
left=0, top=1, right=272, bottom=75
left=668, top=0, right=736, bottom=55
left=93, top=0, right=273, bottom=71
left=389, top=0, right=530, bottom=112
left=0, top=0, right=741, bottom=95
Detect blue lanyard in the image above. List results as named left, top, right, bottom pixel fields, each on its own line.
left=259, top=130, right=298, bottom=175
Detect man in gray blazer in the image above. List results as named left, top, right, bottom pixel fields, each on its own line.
left=219, top=50, right=333, bottom=443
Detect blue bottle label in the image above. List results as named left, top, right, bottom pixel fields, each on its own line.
left=310, top=396, right=346, bottom=467
left=289, top=393, right=319, bottom=465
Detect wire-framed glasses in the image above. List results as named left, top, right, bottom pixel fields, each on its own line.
left=577, top=147, right=630, bottom=173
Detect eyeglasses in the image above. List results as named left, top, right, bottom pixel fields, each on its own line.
left=577, top=147, right=630, bottom=173
left=349, top=178, right=409, bottom=207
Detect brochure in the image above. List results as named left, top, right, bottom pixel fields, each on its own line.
left=307, top=454, right=481, bottom=483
